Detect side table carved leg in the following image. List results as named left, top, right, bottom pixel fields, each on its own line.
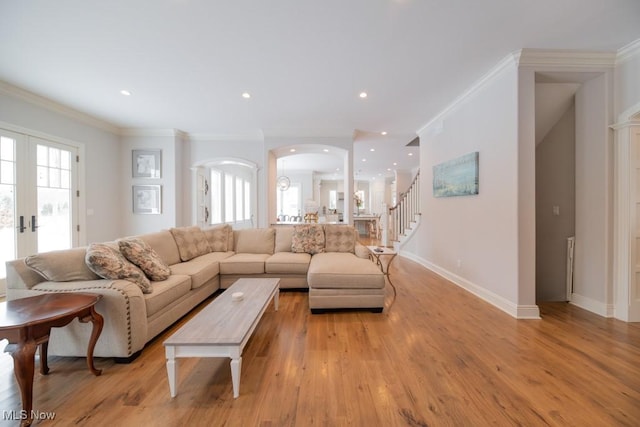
left=39, top=340, right=50, bottom=375
left=10, top=339, right=37, bottom=427
left=79, top=306, right=103, bottom=376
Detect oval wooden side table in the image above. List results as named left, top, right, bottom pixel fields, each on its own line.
left=0, top=293, right=103, bottom=426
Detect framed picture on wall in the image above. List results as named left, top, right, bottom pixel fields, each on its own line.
left=132, top=149, right=161, bottom=178
left=133, top=185, right=162, bottom=214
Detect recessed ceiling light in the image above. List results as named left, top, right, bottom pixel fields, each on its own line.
left=323, top=149, right=329, bottom=152
left=359, top=92, right=368, bottom=98
left=387, top=168, right=391, bottom=171
left=393, top=162, right=397, bottom=166
left=381, top=131, right=387, bottom=135
left=370, top=148, right=375, bottom=152
left=408, top=153, right=413, bottom=156
left=336, top=168, right=340, bottom=171
left=120, top=90, right=131, bottom=96
left=362, top=158, right=367, bottom=162
left=290, top=148, right=296, bottom=152
left=242, top=92, right=251, bottom=99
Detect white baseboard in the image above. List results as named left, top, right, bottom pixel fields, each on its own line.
left=570, top=293, right=614, bottom=318
left=399, top=251, right=541, bottom=320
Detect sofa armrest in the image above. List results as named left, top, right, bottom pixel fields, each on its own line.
left=8, top=279, right=148, bottom=358
left=6, top=259, right=46, bottom=290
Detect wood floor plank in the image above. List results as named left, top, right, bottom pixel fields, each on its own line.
left=1, top=255, right=639, bottom=426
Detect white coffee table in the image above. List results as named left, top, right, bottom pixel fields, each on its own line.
left=164, top=278, right=279, bottom=398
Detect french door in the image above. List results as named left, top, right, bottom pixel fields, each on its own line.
left=0, top=129, right=78, bottom=294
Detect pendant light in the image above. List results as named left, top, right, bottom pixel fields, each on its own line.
left=277, top=159, right=290, bottom=191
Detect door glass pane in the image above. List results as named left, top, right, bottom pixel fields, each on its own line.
left=244, top=180, right=250, bottom=220
left=225, top=173, right=234, bottom=222
left=0, top=136, right=16, bottom=281
left=210, top=170, right=221, bottom=224
left=235, top=177, right=243, bottom=221
left=36, top=144, right=72, bottom=252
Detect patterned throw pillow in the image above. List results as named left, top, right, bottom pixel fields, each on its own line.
left=85, top=243, right=152, bottom=293
left=117, top=237, right=171, bottom=281
left=203, top=224, right=231, bottom=252
left=169, top=226, right=212, bottom=261
left=291, top=224, right=325, bottom=255
left=324, top=225, right=356, bottom=253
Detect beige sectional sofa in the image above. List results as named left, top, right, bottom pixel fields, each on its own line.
left=5, top=224, right=384, bottom=361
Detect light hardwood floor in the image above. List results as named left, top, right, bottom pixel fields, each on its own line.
left=1, top=252, right=639, bottom=426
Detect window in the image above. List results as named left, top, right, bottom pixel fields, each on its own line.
left=207, top=162, right=255, bottom=227
left=277, top=183, right=301, bottom=218
left=329, top=190, right=337, bottom=210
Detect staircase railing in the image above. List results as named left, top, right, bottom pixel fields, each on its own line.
left=387, top=170, right=421, bottom=244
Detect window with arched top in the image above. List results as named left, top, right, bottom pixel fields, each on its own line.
left=194, top=158, right=257, bottom=229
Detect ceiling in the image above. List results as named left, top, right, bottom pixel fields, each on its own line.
left=1, top=1, right=639, bottom=179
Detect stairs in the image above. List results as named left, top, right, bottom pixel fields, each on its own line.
left=383, top=170, right=421, bottom=250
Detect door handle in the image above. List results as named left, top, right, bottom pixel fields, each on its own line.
left=31, top=215, right=39, bottom=232
left=18, top=215, right=26, bottom=233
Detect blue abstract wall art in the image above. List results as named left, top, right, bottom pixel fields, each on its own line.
left=433, top=152, right=479, bottom=197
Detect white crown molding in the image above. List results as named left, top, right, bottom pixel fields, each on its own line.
left=516, top=48, right=617, bottom=68
left=120, top=128, right=185, bottom=138
left=417, top=48, right=621, bottom=135
left=0, top=80, right=120, bottom=135
left=188, top=130, right=265, bottom=142
left=262, top=128, right=353, bottom=139
left=417, top=52, right=518, bottom=135
left=616, top=38, right=640, bottom=65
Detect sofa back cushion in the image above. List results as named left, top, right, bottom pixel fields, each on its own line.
left=324, top=225, right=356, bottom=253
left=138, top=231, right=182, bottom=265
left=274, top=227, right=295, bottom=252
left=24, top=247, right=100, bottom=282
left=291, top=224, right=325, bottom=255
left=170, top=226, right=212, bottom=261
left=85, top=243, right=152, bottom=293
left=234, top=228, right=275, bottom=254
left=203, top=224, right=232, bottom=252
left=118, top=237, right=171, bottom=281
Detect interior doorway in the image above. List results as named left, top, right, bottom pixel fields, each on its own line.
left=534, top=78, right=579, bottom=302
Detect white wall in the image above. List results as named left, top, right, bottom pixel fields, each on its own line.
left=412, top=59, right=523, bottom=313
left=121, top=131, right=182, bottom=236
left=572, top=73, right=615, bottom=313
left=0, top=89, right=122, bottom=243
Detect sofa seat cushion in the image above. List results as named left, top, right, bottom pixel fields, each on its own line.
left=219, top=253, right=270, bottom=275
left=144, top=275, right=191, bottom=317
left=170, top=251, right=233, bottom=289
left=308, top=253, right=384, bottom=289
left=265, top=252, right=311, bottom=274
